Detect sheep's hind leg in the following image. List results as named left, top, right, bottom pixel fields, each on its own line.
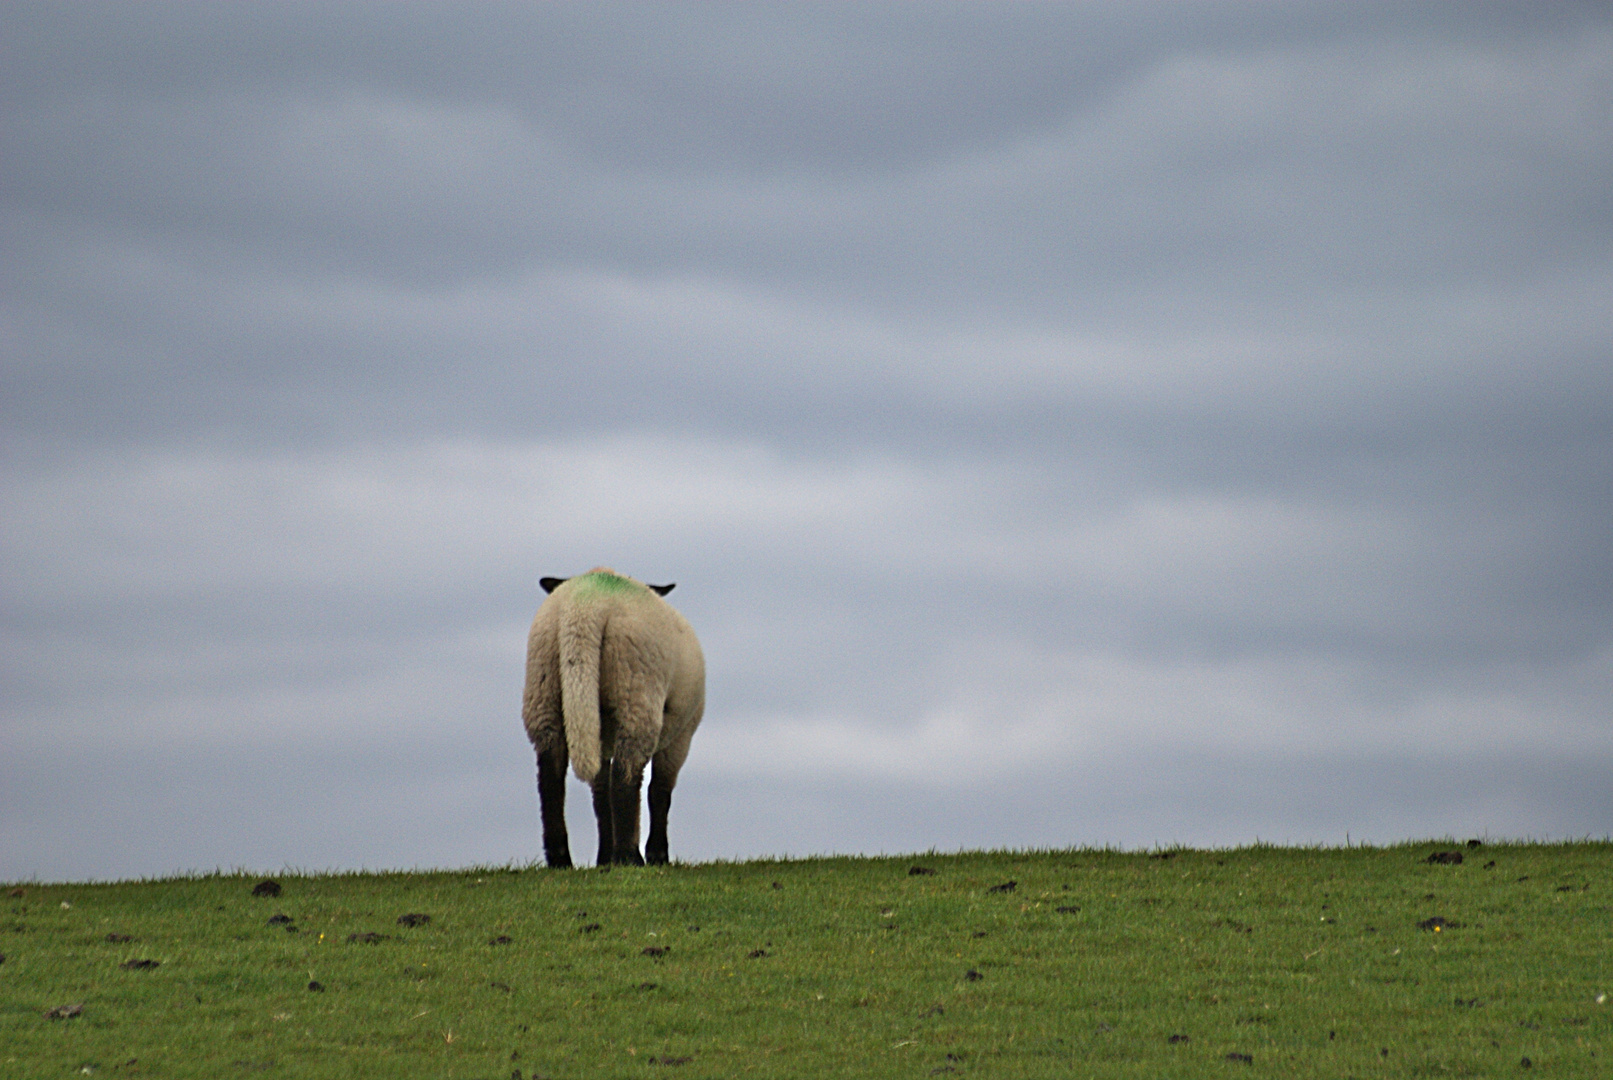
left=607, top=757, right=647, bottom=866
left=537, top=748, right=572, bottom=869
left=644, top=762, right=675, bottom=866
left=591, top=770, right=615, bottom=867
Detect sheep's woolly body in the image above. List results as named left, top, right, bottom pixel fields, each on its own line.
left=522, top=568, right=705, bottom=865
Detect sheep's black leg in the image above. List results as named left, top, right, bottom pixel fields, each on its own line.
left=537, top=748, right=572, bottom=869
left=609, top=758, right=647, bottom=866
left=644, top=765, right=674, bottom=866
left=591, top=769, right=615, bottom=867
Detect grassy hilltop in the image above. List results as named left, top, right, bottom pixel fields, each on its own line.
left=2, top=842, right=1609, bottom=1078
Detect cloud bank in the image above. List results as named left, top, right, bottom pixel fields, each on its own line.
left=3, top=3, right=1610, bottom=880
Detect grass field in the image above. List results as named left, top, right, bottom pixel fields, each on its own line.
left=2, top=841, right=1608, bottom=1078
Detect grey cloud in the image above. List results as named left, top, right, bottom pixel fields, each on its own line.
left=4, top=440, right=1605, bottom=740
left=2, top=3, right=1610, bottom=880
left=5, top=738, right=1608, bottom=882
left=6, top=7, right=1608, bottom=299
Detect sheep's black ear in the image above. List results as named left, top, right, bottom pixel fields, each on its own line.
left=539, top=577, right=567, bottom=594
left=648, top=583, right=675, bottom=596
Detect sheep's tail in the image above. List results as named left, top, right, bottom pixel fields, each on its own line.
left=558, top=598, right=607, bottom=783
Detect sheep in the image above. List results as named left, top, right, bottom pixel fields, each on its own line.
left=522, top=567, right=706, bottom=867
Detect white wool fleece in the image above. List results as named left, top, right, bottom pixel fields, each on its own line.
left=522, top=567, right=706, bottom=784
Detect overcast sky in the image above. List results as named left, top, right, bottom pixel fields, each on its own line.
left=3, top=2, right=1610, bottom=882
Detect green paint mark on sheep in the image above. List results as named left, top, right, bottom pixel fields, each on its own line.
left=575, top=570, right=638, bottom=594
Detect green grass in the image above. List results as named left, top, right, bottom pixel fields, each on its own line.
left=3, top=842, right=1609, bottom=1078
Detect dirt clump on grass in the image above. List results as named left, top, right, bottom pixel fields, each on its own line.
left=1417, top=916, right=1463, bottom=931
left=250, top=880, right=281, bottom=897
